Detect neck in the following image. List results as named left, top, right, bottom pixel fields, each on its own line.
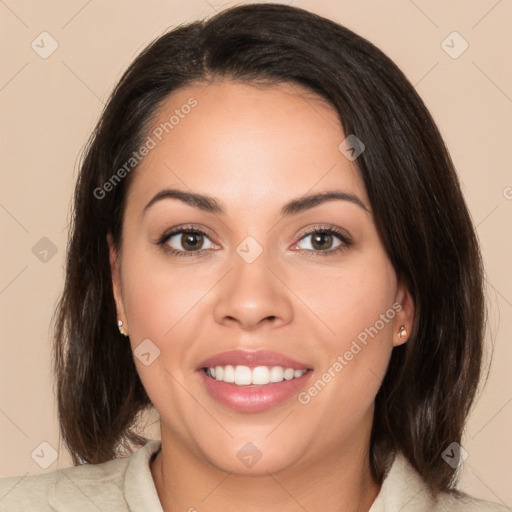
left=151, top=423, right=380, bottom=512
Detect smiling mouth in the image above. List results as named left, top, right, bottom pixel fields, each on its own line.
left=202, top=365, right=312, bottom=386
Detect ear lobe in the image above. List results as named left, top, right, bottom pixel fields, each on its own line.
left=393, top=281, right=415, bottom=347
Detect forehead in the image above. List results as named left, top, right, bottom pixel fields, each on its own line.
left=125, top=80, right=368, bottom=214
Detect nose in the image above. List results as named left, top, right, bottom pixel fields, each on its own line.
left=212, top=250, right=294, bottom=331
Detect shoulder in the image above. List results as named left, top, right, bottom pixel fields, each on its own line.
left=436, top=490, right=510, bottom=511
left=0, top=440, right=162, bottom=512
left=371, top=452, right=509, bottom=512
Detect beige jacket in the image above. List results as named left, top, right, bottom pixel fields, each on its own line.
left=0, top=440, right=508, bottom=511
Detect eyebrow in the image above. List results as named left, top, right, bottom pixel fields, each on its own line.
left=143, top=188, right=370, bottom=217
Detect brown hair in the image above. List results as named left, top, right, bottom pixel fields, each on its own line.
left=53, top=3, right=485, bottom=496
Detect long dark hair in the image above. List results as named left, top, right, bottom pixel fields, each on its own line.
left=53, top=2, right=485, bottom=496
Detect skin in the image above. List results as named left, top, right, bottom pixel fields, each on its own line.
left=108, top=80, right=414, bottom=512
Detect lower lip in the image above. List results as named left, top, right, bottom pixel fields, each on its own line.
left=197, top=369, right=313, bottom=412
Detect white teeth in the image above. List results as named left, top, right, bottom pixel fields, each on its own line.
left=205, top=365, right=307, bottom=386
left=223, top=364, right=235, bottom=382
left=252, top=366, right=270, bottom=385
left=270, top=366, right=284, bottom=382
left=284, top=368, right=295, bottom=380
left=234, top=365, right=252, bottom=385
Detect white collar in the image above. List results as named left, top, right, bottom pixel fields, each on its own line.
left=47, top=439, right=505, bottom=511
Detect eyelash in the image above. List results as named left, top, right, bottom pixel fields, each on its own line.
left=156, top=224, right=352, bottom=258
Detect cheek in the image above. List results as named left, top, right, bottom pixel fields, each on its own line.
left=119, top=248, right=215, bottom=428
left=282, top=254, right=399, bottom=455
left=295, top=251, right=398, bottom=411
left=298, top=251, right=397, bottom=351
left=121, top=246, right=212, bottom=342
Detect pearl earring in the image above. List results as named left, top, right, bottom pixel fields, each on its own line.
left=398, top=325, right=407, bottom=340
left=117, top=319, right=128, bottom=337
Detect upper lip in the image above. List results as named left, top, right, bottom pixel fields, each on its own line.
left=196, top=350, right=312, bottom=370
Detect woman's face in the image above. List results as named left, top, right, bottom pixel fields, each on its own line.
left=109, top=80, right=413, bottom=475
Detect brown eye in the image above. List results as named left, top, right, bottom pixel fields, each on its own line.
left=310, top=232, right=334, bottom=251
left=296, top=229, right=345, bottom=252
left=163, top=229, right=216, bottom=254
left=180, top=232, right=204, bottom=251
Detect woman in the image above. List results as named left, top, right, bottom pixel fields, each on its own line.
left=0, top=3, right=507, bottom=511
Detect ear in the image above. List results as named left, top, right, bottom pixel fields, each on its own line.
left=107, top=233, right=127, bottom=328
left=392, top=280, right=415, bottom=347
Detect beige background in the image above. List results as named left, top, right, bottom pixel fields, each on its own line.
left=1, top=0, right=511, bottom=506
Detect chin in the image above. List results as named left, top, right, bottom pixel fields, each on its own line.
left=197, top=437, right=304, bottom=476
